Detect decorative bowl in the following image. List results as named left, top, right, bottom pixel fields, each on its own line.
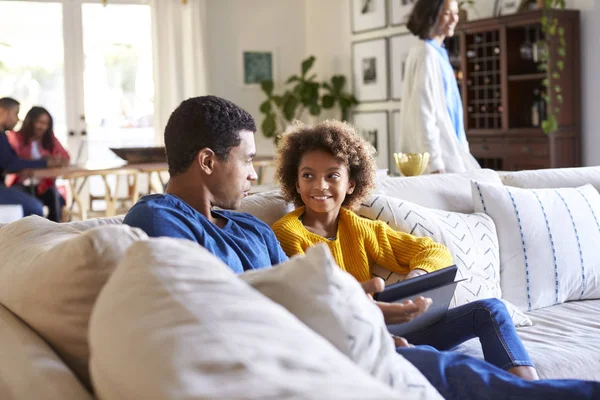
left=393, top=152, right=430, bottom=176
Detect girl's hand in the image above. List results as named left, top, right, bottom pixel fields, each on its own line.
left=405, top=268, right=428, bottom=280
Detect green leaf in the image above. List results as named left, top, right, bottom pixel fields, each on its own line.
left=309, top=103, right=321, bottom=116
left=322, top=95, right=335, bottom=108
left=558, top=27, right=565, bottom=36
left=557, top=94, right=564, bottom=104
left=538, top=63, right=548, bottom=72
left=259, top=100, right=272, bottom=114
left=286, top=76, right=300, bottom=84
left=272, top=95, right=282, bottom=107
left=558, top=47, right=566, bottom=57
left=262, top=113, right=277, bottom=138
left=322, top=82, right=333, bottom=91
left=552, top=72, right=560, bottom=79
left=283, top=96, right=299, bottom=121
left=260, top=80, right=274, bottom=95
left=556, top=60, right=565, bottom=71
left=301, top=56, right=316, bottom=76
left=331, top=75, right=346, bottom=92
left=542, top=78, right=549, bottom=87
left=554, top=85, right=561, bottom=93
left=306, top=73, right=317, bottom=82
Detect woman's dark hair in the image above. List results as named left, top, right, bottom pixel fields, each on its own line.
left=19, top=106, right=55, bottom=151
left=276, top=120, right=376, bottom=210
left=407, top=0, right=445, bottom=40
left=164, top=96, right=256, bottom=176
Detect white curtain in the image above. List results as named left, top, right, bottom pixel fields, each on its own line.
left=150, top=0, right=209, bottom=145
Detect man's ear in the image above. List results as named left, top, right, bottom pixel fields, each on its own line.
left=197, top=148, right=216, bottom=175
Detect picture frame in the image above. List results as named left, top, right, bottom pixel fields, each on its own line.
left=389, top=33, right=419, bottom=100
left=241, top=50, right=274, bottom=87
left=390, top=109, right=401, bottom=175
left=352, top=37, right=389, bottom=102
left=495, top=0, right=520, bottom=16
left=352, top=110, right=390, bottom=171
left=351, top=0, right=387, bottom=34
left=389, top=0, right=416, bottom=27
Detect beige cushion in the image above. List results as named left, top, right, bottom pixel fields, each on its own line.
left=501, top=166, right=600, bottom=192
left=0, top=216, right=147, bottom=390
left=376, top=168, right=502, bottom=213
left=89, top=238, right=400, bottom=400
left=0, top=304, right=92, bottom=400
left=64, top=215, right=125, bottom=231
left=238, top=189, right=294, bottom=226
left=240, top=245, right=442, bottom=399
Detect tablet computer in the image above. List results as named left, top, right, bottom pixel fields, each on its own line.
left=373, top=265, right=458, bottom=302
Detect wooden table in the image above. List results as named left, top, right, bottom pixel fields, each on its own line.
left=25, top=162, right=169, bottom=220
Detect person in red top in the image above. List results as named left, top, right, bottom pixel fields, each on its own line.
left=6, top=106, right=70, bottom=221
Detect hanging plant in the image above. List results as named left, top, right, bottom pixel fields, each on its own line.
left=538, top=0, right=566, bottom=134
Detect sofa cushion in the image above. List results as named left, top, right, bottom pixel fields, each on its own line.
left=64, top=215, right=125, bottom=231
left=238, top=189, right=294, bottom=226
left=0, top=303, right=93, bottom=400
left=89, top=238, right=401, bottom=400
left=375, top=168, right=502, bottom=213
left=500, top=166, right=600, bottom=192
left=358, top=194, right=531, bottom=327
left=0, top=216, right=147, bottom=390
left=240, top=244, right=442, bottom=399
left=454, top=299, right=600, bottom=380
left=472, top=182, right=600, bottom=312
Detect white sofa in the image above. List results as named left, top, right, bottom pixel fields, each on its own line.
left=0, top=166, right=599, bottom=398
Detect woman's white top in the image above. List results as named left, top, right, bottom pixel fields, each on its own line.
left=399, top=40, right=480, bottom=173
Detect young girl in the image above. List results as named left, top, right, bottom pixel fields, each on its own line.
left=272, top=120, right=539, bottom=380
left=6, top=106, right=70, bottom=221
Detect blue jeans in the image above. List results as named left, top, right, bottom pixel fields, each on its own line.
left=0, top=184, right=43, bottom=216
left=405, top=298, right=533, bottom=370
left=14, top=184, right=65, bottom=222
left=397, top=346, right=600, bottom=400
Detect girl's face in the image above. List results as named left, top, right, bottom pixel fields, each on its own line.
left=434, top=0, right=459, bottom=38
left=33, top=113, right=50, bottom=141
left=296, top=150, right=355, bottom=216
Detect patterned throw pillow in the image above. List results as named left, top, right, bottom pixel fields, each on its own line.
left=472, top=181, right=600, bottom=312
left=358, top=194, right=532, bottom=327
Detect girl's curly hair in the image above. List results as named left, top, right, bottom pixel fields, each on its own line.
left=276, top=119, right=377, bottom=210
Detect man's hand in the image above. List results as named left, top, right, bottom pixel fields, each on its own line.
left=404, top=268, right=428, bottom=280
left=360, top=277, right=433, bottom=325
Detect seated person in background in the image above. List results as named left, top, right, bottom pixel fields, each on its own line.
left=271, top=120, right=538, bottom=380
left=0, top=97, right=62, bottom=217
left=6, top=106, right=70, bottom=222
left=124, top=95, right=600, bottom=400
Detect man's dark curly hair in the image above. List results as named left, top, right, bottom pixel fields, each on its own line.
left=164, top=96, right=257, bottom=176
left=276, top=120, right=377, bottom=210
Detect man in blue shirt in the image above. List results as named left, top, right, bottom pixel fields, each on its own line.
left=0, top=97, right=48, bottom=216
left=123, top=95, right=599, bottom=399
left=123, top=96, right=288, bottom=273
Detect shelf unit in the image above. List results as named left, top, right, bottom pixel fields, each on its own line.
left=444, top=10, right=581, bottom=171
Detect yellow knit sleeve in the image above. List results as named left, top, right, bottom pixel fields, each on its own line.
left=372, top=221, right=453, bottom=274
left=271, top=214, right=308, bottom=257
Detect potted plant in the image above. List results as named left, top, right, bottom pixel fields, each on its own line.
left=458, top=0, right=475, bottom=21
left=259, top=56, right=358, bottom=143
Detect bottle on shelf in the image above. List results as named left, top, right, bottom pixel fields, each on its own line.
left=467, top=50, right=477, bottom=58
left=531, top=88, right=541, bottom=127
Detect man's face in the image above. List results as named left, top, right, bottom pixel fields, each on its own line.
left=0, top=106, right=19, bottom=131
left=210, top=130, right=258, bottom=210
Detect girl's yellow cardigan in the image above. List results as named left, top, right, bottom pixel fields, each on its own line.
left=272, top=207, right=453, bottom=283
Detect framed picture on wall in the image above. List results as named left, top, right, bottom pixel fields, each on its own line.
left=352, top=110, right=390, bottom=170
left=351, top=0, right=387, bottom=34
left=352, top=37, right=388, bottom=102
left=390, top=0, right=416, bottom=26
left=242, top=50, right=274, bottom=87
left=390, top=109, right=401, bottom=175
left=389, top=33, right=419, bottom=100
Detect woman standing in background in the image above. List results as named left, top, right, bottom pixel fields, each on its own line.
left=6, top=106, right=70, bottom=221
left=400, top=0, right=480, bottom=173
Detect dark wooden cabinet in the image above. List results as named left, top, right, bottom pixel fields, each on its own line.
left=446, top=10, right=581, bottom=171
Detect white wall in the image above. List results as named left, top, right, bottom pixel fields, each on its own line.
left=205, top=0, right=307, bottom=156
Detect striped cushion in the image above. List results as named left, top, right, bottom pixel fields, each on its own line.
left=472, top=182, right=600, bottom=312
